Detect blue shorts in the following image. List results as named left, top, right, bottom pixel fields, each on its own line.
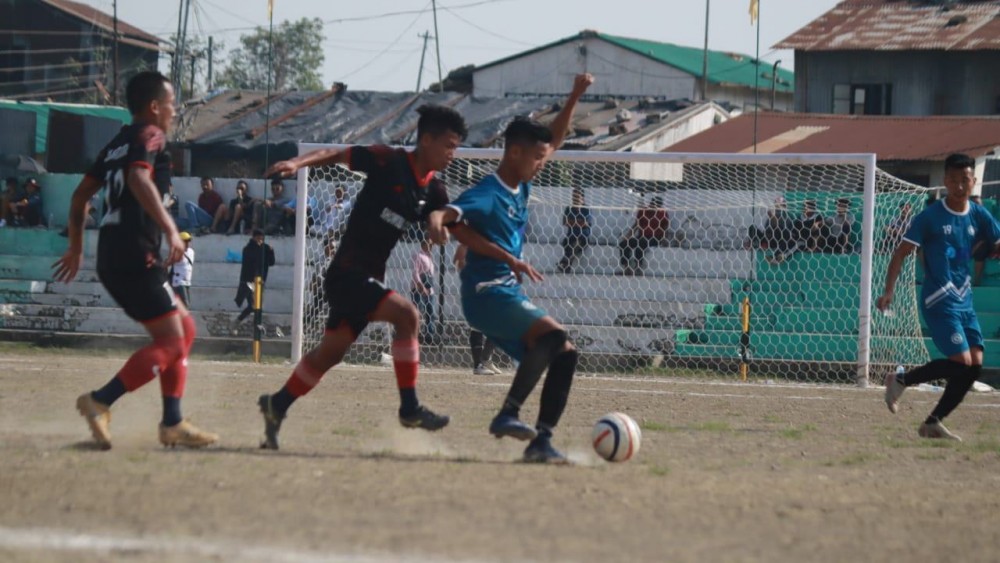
left=461, top=282, right=548, bottom=361
left=921, top=307, right=983, bottom=357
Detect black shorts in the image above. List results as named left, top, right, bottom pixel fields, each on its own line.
left=323, top=268, right=392, bottom=337
left=172, top=285, right=191, bottom=307
left=99, top=266, right=178, bottom=322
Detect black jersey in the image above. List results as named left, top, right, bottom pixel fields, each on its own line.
left=331, top=145, right=449, bottom=279
left=86, top=123, right=171, bottom=272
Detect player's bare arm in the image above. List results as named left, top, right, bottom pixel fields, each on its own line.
left=448, top=221, right=543, bottom=284
left=876, top=240, right=917, bottom=311
left=52, top=176, right=104, bottom=283
left=127, top=166, right=185, bottom=266
left=266, top=147, right=351, bottom=179
left=546, top=73, right=594, bottom=155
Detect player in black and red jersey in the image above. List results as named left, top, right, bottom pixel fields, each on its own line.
left=53, top=72, right=218, bottom=450
left=256, top=105, right=468, bottom=449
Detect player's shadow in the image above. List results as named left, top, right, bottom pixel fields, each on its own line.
left=66, top=440, right=110, bottom=451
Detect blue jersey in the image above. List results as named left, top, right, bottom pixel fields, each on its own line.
left=448, top=173, right=530, bottom=288
left=903, top=200, right=1000, bottom=312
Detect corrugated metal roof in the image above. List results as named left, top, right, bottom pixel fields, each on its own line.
left=475, top=30, right=794, bottom=92
left=41, top=0, right=162, bottom=50
left=664, top=112, right=1000, bottom=161
left=775, top=0, right=1000, bottom=51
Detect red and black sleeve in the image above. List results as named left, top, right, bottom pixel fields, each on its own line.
left=347, top=144, right=394, bottom=175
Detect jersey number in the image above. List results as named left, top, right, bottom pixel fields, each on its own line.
left=100, top=169, right=125, bottom=227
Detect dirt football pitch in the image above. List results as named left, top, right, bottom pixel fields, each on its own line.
left=2, top=351, right=1000, bottom=562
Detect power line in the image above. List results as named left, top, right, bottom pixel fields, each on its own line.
left=338, top=1, right=431, bottom=81
left=0, top=47, right=109, bottom=55
left=439, top=5, right=534, bottom=46
left=5, top=86, right=97, bottom=100
left=0, top=60, right=102, bottom=73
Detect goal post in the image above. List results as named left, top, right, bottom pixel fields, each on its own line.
left=292, top=144, right=929, bottom=386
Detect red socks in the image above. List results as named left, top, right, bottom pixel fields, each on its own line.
left=285, top=357, right=325, bottom=397
left=392, top=338, right=419, bottom=390
left=115, top=337, right=185, bottom=391
left=159, top=315, right=196, bottom=398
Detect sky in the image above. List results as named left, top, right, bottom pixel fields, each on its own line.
left=80, top=0, right=841, bottom=93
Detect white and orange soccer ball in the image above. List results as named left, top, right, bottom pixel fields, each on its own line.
left=592, top=412, right=641, bottom=462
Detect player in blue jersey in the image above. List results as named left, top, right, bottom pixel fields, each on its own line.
left=428, top=74, right=594, bottom=463
left=878, top=154, right=1000, bottom=441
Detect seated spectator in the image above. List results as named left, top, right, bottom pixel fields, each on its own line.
left=9, top=178, right=44, bottom=227
left=557, top=187, right=591, bottom=273
left=225, top=180, right=254, bottom=235
left=316, top=185, right=353, bottom=239
left=284, top=192, right=319, bottom=234
left=824, top=198, right=855, bottom=253
left=184, top=177, right=228, bottom=234
left=1, top=177, right=21, bottom=226
left=880, top=202, right=912, bottom=254
left=749, top=196, right=796, bottom=251
left=252, top=179, right=293, bottom=235
left=796, top=199, right=828, bottom=252
left=162, top=183, right=181, bottom=227
left=618, top=195, right=668, bottom=276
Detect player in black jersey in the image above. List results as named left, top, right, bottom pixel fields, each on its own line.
left=255, top=106, right=468, bottom=450
left=53, top=72, right=218, bottom=450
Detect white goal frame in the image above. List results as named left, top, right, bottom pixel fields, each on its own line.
left=292, top=145, right=879, bottom=386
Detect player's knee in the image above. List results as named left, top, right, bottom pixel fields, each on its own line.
left=537, top=329, right=568, bottom=352
left=154, top=337, right=186, bottom=364
left=394, top=303, right=420, bottom=334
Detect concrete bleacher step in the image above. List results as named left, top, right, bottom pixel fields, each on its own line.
left=754, top=253, right=860, bottom=283
left=0, top=303, right=292, bottom=339
left=42, top=282, right=294, bottom=315
left=674, top=330, right=858, bottom=362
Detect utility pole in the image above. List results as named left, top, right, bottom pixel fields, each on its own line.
left=415, top=31, right=431, bottom=92
left=752, top=0, right=761, bottom=153
left=177, top=0, right=192, bottom=105
left=189, top=52, right=197, bottom=100
left=700, top=0, right=709, bottom=102
left=770, top=59, right=781, bottom=110
left=112, top=0, right=119, bottom=105
left=207, top=36, right=214, bottom=92
left=172, top=0, right=183, bottom=85
left=431, top=0, right=443, bottom=93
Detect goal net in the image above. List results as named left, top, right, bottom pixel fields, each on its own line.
left=292, top=146, right=930, bottom=386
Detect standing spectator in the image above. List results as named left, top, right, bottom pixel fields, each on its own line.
left=1, top=177, right=20, bottom=226
left=233, top=229, right=276, bottom=331
left=410, top=237, right=437, bottom=345
left=225, top=180, right=254, bottom=235
left=184, top=177, right=228, bottom=234
left=825, top=198, right=855, bottom=253
left=253, top=179, right=292, bottom=235
left=881, top=202, right=912, bottom=254
left=171, top=232, right=195, bottom=306
left=10, top=178, right=45, bottom=227
left=557, top=187, right=591, bottom=273
left=618, top=195, right=669, bottom=276
left=453, top=244, right=500, bottom=375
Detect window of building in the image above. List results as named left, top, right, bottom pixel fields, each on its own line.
left=832, top=83, right=892, bottom=115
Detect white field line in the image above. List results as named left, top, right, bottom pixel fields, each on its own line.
left=0, top=526, right=483, bottom=563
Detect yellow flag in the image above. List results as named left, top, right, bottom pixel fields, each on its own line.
left=749, top=0, right=759, bottom=25
left=267, top=0, right=274, bottom=19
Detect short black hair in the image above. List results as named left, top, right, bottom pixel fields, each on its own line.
left=503, top=116, right=552, bottom=148
left=416, top=104, right=467, bottom=141
left=252, top=228, right=265, bottom=237
left=236, top=180, right=248, bottom=189
left=944, top=153, right=975, bottom=172
left=271, top=179, right=284, bottom=188
left=201, top=177, right=213, bottom=184
left=125, top=71, right=171, bottom=115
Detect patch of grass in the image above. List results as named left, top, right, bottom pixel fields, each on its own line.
left=648, top=464, right=670, bottom=477
left=779, top=424, right=817, bottom=439
left=915, top=452, right=947, bottom=461
left=330, top=428, right=358, bottom=437
left=640, top=421, right=669, bottom=432
left=975, top=421, right=1000, bottom=436
left=125, top=452, right=148, bottom=463
left=824, top=452, right=881, bottom=467
left=691, top=421, right=731, bottom=432
left=966, top=439, right=1000, bottom=455
left=762, top=415, right=785, bottom=424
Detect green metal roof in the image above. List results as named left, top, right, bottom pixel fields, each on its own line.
left=0, top=100, right=131, bottom=154
left=476, top=31, right=794, bottom=94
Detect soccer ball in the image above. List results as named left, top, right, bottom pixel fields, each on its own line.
left=592, top=412, right=642, bottom=462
